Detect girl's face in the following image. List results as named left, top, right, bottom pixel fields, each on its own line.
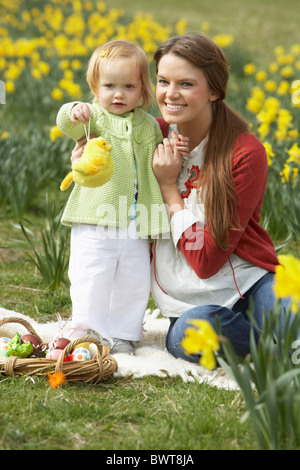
left=98, top=58, right=143, bottom=115
left=156, top=53, right=218, bottom=129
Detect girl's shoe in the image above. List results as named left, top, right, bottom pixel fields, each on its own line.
left=109, top=338, right=135, bottom=355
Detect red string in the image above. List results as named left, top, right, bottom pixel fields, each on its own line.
left=229, top=258, right=245, bottom=299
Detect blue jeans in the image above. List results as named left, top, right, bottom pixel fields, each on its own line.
left=166, top=273, right=291, bottom=362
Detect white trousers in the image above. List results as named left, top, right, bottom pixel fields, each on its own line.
left=68, top=221, right=150, bottom=341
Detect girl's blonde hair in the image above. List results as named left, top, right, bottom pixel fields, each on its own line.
left=154, top=34, right=250, bottom=251
left=87, top=40, right=154, bottom=109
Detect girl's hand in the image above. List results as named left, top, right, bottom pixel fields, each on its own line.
left=71, top=134, right=96, bottom=164
left=70, top=103, right=91, bottom=125
left=153, top=137, right=183, bottom=189
left=172, top=132, right=190, bottom=157
left=153, top=132, right=188, bottom=188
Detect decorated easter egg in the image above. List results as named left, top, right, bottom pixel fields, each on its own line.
left=46, top=349, right=64, bottom=360
left=89, top=343, right=97, bottom=357
left=89, top=342, right=108, bottom=358
left=0, top=337, right=11, bottom=351
left=21, top=334, right=45, bottom=357
left=46, top=348, right=72, bottom=362
left=72, top=347, right=91, bottom=361
left=74, top=342, right=90, bottom=350
left=7, top=333, right=33, bottom=358
left=55, top=338, right=71, bottom=350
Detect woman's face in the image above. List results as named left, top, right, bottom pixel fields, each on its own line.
left=156, top=53, right=218, bottom=129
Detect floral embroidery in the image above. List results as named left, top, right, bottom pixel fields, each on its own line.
left=181, top=165, right=200, bottom=198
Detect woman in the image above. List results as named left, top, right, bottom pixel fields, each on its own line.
left=151, top=33, right=290, bottom=362
left=69, top=34, right=289, bottom=362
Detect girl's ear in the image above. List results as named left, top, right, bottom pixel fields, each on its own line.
left=137, top=96, right=144, bottom=107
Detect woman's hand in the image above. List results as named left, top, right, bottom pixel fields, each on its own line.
left=71, top=135, right=96, bottom=164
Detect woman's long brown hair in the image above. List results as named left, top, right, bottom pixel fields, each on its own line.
left=154, top=34, right=249, bottom=250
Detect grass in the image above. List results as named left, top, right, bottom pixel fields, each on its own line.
left=0, top=221, right=71, bottom=322
left=0, top=375, right=255, bottom=450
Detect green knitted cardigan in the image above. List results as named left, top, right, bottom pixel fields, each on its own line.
left=56, top=102, right=170, bottom=237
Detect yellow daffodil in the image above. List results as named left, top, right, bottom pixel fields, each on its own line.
left=291, top=44, right=300, bottom=54
left=5, top=80, right=15, bottom=93
left=0, top=58, right=6, bottom=69
left=4, top=63, right=21, bottom=80
left=274, top=254, right=300, bottom=313
left=0, top=130, right=10, bottom=139
left=293, top=167, right=299, bottom=180
left=246, top=97, right=262, bottom=114
left=286, top=143, right=300, bottom=164
left=263, top=142, right=275, bottom=165
left=264, top=80, right=277, bottom=92
left=255, top=70, right=267, bottom=82
left=277, top=81, right=290, bottom=96
left=258, top=122, right=270, bottom=140
left=269, top=62, right=278, bottom=73
left=213, top=34, right=234, bottom=49
left=31, top=68, right=42, bottom=80
left=288, top=129, right=299, bottom=139
left=51, top=87, right=64, bottom=100
left=277, top=109, right=293, bottom=131
left=280, top=65, right=294, bottom=78
left=181, top=319, right=220, bottom=370
left=264, top=96, right=281, bottom=110
left=277, top=54, right=294, bottom=65
left=175, top=19, right=187, bottom=36
left=49, top=125, right=63, bottom=141
left=251, top=86, right=265, bottom=101
left=280, top=163, right=298, bottom=184
left=275, top=128, right=288, bottom=141
left=244, top=63, right=256, bottom=75
left=71, top=59, right=82, bottom=70
left=257, top=108, right=277, bottom=125
left=59, top=60, right=69, bottom=70
left=64, top=13, right=86, bottom=37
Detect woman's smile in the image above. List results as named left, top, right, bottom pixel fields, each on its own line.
left=164, top=103, right=187, bottom=111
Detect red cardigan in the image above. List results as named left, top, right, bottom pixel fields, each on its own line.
left=156, top=118, right=278, bottom=279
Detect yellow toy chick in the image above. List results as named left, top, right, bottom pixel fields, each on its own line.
left=60, top=137, right=114, bottom=191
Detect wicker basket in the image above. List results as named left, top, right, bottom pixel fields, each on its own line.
left=0, top=317, right=118, bottom=384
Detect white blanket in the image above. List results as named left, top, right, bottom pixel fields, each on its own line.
left=0, top=307, right=238, bottom=390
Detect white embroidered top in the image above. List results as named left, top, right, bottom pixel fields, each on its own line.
left=150, top=124, right=268, bottom=318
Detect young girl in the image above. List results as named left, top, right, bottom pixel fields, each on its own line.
left=56, top=40, right=172, bottom=354
left=151, top=34, right=291, bottom=361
